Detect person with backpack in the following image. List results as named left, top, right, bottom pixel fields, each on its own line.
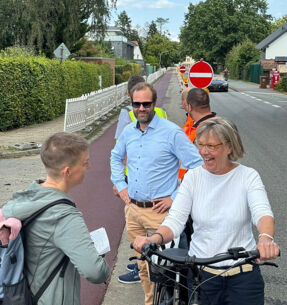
left=1, top=132, right=110, bottom=305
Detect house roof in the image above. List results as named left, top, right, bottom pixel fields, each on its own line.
left=106, top=26, right=124, bottom=35
left=256, top=22, right=287, bottom=50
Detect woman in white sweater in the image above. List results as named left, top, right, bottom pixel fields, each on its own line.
left=133, top=117, right=280, bottom=305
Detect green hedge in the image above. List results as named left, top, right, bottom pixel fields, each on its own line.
left=275, top=76, right=287, bottom=92
left=0, top=57, right=113, bottom=131
left=115, top=62, right=141, bottom=84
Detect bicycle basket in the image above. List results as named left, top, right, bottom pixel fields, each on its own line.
left=148, top=261, right=176, bottom=285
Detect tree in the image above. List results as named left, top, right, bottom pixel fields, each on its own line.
left=0, top=0, right=27, bottom=50
left=180, top=0, right=272, bottom=64
left=270, top=15, right=287, bottom=32
left=155, top=17, right=169, bottom=34
left=144, top=33, right=180, bottom=68
left=115, top=10, right=143, bottom=55
left=147, top=21, right=159, bottom=38
left=73, top=38, right=114, bottom=57
left=0, top=0, right=117, bottom=57
left=116, top=10, right=132, bottom=39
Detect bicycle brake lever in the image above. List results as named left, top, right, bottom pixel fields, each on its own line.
left=129, top=256, right=138, bottom=261
left=257, top=261, right=278, bottom=268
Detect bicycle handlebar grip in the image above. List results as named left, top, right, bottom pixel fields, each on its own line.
left=249, top=249, right=281, bottom=258
left=249, top=249, right=260, bottom=258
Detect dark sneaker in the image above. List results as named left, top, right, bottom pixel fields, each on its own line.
left=126, top=262, right=138, bottom=272
left=118, top=268, right=141, bottom=284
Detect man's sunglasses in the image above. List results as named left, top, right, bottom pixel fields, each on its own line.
left=131, top=101, right=153, bottom=108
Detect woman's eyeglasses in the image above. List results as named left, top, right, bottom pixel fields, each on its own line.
left=196, top=142, right=223, bottom=151
left=131, top=101, right=153, bottom=108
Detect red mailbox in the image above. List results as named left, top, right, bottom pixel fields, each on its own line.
left=270, top=70, right=280, bottom=89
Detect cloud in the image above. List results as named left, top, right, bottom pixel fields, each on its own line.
left=117, top=0, right=179, bottom=9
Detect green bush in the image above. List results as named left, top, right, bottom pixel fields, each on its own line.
left=115, top=62, right=142, bottom=84
left=0, top=56, right=113, bottom=131
left=225, top=39, right=260, bottom=80
left=275, top=76, right=287, bottom=92
left=122, top=71, right=132, bottom=82
left=115, top=65, right=124, bottom=75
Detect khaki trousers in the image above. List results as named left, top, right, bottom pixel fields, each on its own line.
left=125, top=204, right=168, bottom=305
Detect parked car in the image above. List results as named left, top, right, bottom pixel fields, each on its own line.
left=208, top=74, right=228, bottom=92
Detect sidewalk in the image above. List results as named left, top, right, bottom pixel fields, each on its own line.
left=0, top=113, right=119, bottom=158
left=228, top=78, right=269, bottom=92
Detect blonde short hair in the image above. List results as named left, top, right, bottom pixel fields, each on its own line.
left=196, top=117, right=245, bottom=161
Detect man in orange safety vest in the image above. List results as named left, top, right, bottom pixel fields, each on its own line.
left=178, top=87, right=216, bottom=180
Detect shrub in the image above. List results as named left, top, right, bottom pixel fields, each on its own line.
left=225, top=39, right=260, bottom=80
left=0, top=56, right=113, bottom=131
left=115, top=62, right=142, bottom=84
left=275, top=76, right=287, bottom=92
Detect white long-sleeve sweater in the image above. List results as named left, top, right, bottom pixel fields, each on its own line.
left=162, top=164, right=274, bottom=266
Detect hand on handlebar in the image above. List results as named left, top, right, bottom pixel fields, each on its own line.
left=132, top=236, right=151, bottom=253
left=257, top=237, right=280, bottom=262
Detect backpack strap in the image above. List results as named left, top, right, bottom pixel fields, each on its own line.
left=22, top=198, right=75, bottom=227
left=32, top=256, right=69, bottom=304
left=22, top=198, right=75, bottom=304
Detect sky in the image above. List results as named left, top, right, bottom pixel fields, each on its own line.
left=109, top=0, right=287, bottom=41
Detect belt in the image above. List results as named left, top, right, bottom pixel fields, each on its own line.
left=202, top=264, right=253, bottom=277
left=130, top=199, right=159, bottom=208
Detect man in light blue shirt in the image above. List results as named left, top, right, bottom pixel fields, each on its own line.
left=110, top=82, right=202, bottom=305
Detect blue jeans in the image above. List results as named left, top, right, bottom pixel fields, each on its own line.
left=187, top=265, right=264, bottom=305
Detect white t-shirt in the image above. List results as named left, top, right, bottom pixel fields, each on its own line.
left=162, top=164, right=273, bottom=266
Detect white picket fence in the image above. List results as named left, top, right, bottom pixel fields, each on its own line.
left=64, top=69, right=166, bottom=133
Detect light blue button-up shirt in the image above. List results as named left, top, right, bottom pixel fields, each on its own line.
left=110, top=114, right=203, bottom=201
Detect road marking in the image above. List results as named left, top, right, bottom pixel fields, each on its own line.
left=245, top=91, right=283, bottom=96
left=239, top=91, right=285, bottom=110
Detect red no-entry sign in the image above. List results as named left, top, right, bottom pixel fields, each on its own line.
left=179, top=65, right=186, bottom=74
left=189, top=60, right=213, bottom=88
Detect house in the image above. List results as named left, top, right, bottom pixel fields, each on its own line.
left=256, top=22, right=287, bottom=77
left=180, top=56, right=195, bottom=72
left=256, top=22, right=287, bottom=59
left=88, top=26, right=135, bottom=60
left=132, top=41, right=143, bottom=60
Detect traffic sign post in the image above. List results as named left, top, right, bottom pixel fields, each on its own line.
left=179, top=65, right=186, bottom=74
left=53, top=43, right=70, bottom=63
left=189, top=60, right=213, bottom=88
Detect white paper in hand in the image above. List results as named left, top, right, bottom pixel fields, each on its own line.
left=90, top=227, right=110, bottom=255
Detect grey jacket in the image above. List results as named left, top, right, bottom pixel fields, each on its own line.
left=2, top=180, right=110, bottom=305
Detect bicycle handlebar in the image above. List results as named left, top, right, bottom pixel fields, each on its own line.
left=131, top=243, right=280, bottom=268
left=135, top=243, right=276, bottom=266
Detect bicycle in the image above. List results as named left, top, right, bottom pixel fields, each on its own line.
left=130, top=243, right=279, bottom=305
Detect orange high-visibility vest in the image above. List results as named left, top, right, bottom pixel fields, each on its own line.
left=178, top=113, right=217, bottom=180
left=182, top=114, right=194, bottom=135
left=178, top=115, right=196, bottom=180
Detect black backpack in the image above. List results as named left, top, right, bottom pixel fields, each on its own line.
left=0, top=198, right=75, bottom=305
